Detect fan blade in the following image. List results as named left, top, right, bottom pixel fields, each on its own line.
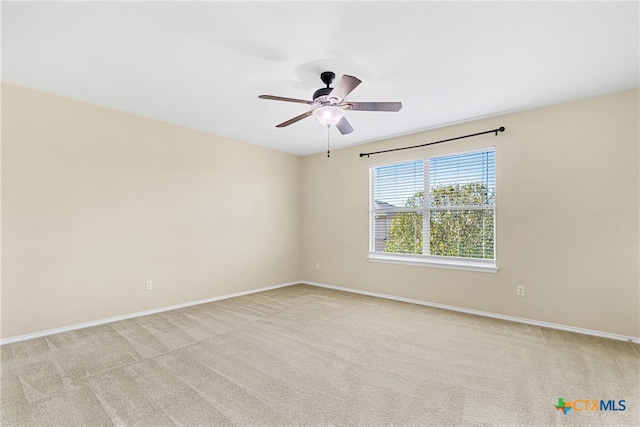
left=259, top=95, right=314, bottom=105
left=343, top=101, right=402, bottom=112
left=329, top=75, right=362, bottom=101
left=275, top=110, right=314, bottom=127
left=336, top=117, right=354, bottom=135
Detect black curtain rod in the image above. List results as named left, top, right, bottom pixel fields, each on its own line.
left=359, top=126, right=505, bottom=158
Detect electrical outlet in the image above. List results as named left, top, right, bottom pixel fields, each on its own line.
left=315, top=263, right=320, bottom=270
left=145, top=280, right=153, bottom=291
left=516, top=285, right=525, bottom=296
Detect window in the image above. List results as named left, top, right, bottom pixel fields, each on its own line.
left=369, top=149, right=497, bottom=272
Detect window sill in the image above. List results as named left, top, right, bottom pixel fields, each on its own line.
left=368, top=253, right=499, bottom=273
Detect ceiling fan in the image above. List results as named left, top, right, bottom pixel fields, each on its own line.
left=259, top=71, right=402, bottom=135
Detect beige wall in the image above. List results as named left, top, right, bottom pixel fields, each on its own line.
left=302, top=89, right=640, bottom=338
left=1, top=83, right=302, bottom=339
left=2, top=84, right=638, bottom=341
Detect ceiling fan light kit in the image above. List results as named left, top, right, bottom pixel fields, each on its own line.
left=259, top=71, right=403, bottom=156
left=312, top=105, right=345, bottom=127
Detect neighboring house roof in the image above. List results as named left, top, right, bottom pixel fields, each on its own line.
left=374, top=200, right=397, bottom=212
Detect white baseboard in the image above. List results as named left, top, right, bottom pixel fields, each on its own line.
left=2, top=280, right=638, bottom=345
left=300, top=280, right=640, bottom=345
left=0, top=281, right=297, bottom=345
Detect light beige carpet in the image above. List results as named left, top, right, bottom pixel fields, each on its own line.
left=1, top=284, right=638, bottom=426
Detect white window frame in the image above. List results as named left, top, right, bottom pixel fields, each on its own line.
left=368, top=148, right=498, bottom=273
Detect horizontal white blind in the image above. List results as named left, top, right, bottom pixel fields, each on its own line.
left=373, top=160, right=424, bottom=210
left=370, top=149, right=495, bottom=261
left=429, top=151, right=495, bottom=208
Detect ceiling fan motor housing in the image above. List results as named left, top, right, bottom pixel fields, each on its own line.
left=312, top=87, right=335, bottom=104
left=313, top=71, right=341, bottom=105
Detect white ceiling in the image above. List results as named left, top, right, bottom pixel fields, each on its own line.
left=2, top=1, right=639, bottom=156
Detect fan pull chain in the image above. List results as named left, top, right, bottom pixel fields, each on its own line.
left=327, top=125, right=331, bottom=158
